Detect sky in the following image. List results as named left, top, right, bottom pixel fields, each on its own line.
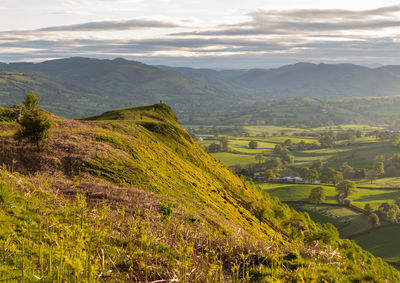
left=1, top=0, right=400, bottom=68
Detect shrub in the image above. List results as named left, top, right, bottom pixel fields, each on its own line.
left=343, top=199, right=352, bottom=207
left=159, top=201, right=174, bottom=219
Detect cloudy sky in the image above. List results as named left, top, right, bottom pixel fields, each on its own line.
left=1, top=0, right=400, bottom=68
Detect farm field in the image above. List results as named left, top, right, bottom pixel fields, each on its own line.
left=358, top=177, right=400, bottom=188
left=191, top=125, right=397, bottom=170
left=261, top=182, right=400, bottom=211
left=211, top=152, right=256, bottom=167
left=288, top=203, right=370, bottom=238
left=191, top=123, right=400, bottom=268
left=353, top=226, right=400, bottom=265
left=260, top=183, right=337, bottom=203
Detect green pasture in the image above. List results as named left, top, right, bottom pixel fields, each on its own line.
left=353, top=226, right=400, bottom=264
left=349, top=188, right=400, bottom=210
left=288, top=203, right=370, bottom=238
left=358, top=177, right=400, bottom=189
left=260, top=183, right=337, bottom=203
left=211, top=152, right=256, bottom=167
left=296, top=141, right=397, bottom=169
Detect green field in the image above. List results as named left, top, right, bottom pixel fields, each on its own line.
left=261, top=183, right=400, bottom=210
left=260, top=183, right=337, bottom=203
left=194, top=125, right=398, bottom=170
left=211, top=152, right=257, bottom=167
left=353, top=226, right=400, bottom=264
left=288, top=203, right=370, bottom=238
left=358, top=177, right=400, bottom=188
left=349, top=188, right=400, bottom=210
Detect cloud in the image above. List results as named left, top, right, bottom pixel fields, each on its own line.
left=176, top=5, right=400, bottom=36
left=38, top=19, right=181, bottom=31
left=1, top=5, right=400, bottom=67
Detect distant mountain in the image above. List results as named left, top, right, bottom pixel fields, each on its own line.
left=0, top=70, right=106, bottom=117
left=3, top=58, right=400, bottom=120
left=161, top=62, right=400, bottom=98
left=0, top=57, right=231, bottom=118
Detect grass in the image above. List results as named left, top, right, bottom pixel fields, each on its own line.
left=261, top=182, right=400, bottom=211
left=195, top=126, right=396, bottom=170
left=349, top=188, right=400, bottom=210
left=353, top=226, right=400, bottom=264
left=211, top=152, right=257, bottom=167
left=288, top=203, right=370, bottom=238
left=242, top=125, right=311, bottom=136
left=261, top=183, right=338, bottom=203
left=358, top=177, right=400, bottom=188
left=0, top=104, right=400, bottom=281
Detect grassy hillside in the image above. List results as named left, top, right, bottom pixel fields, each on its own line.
left=353, top=226, right=400, bottom=265
left=0, top=70, right=122, bottom=118
left=0, top=104, right=399, bottom=281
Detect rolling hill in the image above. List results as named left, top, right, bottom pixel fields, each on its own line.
left=3, top=57, right=400, bottom=124
left=0, top=103, right=398, bottom=281
left=161, top=62, right=400, bottom=98
left=0, top=57, right=232, bottom=118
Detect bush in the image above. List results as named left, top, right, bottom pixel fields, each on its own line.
left=249, top=140, right=258, bottom=149
left=343, top=199, right=352, bottom=207
left=368, top=213, right=379, bottom=227
left=158, top=201, right=174, bottom=219
left=14, top=92, right=52, bottom=152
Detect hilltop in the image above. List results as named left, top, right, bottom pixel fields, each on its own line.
left=0, top=103, right=398, bottom=281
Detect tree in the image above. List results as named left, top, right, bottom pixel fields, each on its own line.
left=14, top=92, right=51, bottom=152
left=318, top=132, right=336, bottom=148
left=207, top=143, right=221, bottom=153
left=374, top=161, right=385, bottom=176
left=309, top=187, right=325, bottom=204
left=305, top=169, right=319, bottom=184
left=23, top=91, right=39, bottom=110
left=255, top=153, right=264, bottom=164
left=220, top=137, right=229, bottom=152
left=249, top=140, right=258, bottom=149
left=310, top=159, right=323, bottom=172
left=264, top=169, right=276, bottom=182
left=297, top=140, right=306, bottom=151
left=283, top=139, right=292, bottom=147
left=274, top=144, right=283, bottom=154
left=336, top=180, right=356, bottom=199
left=340, top=162, right=354, bottom=179
left=320, top=167, right=343, bottom=185
left=366, top=169, right=377, bottom=184
left=343, top=198, right=352, bottom=207
left=368, top=213, right=379, bottom=227
left=364, top=203, right=373, bottom=214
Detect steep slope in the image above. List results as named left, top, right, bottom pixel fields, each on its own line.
left=0, top=104, right=398, bottom=281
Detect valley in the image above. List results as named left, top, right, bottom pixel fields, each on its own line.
left=188, top=123, right=400, bottom=268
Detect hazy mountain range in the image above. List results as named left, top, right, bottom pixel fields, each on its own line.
left=2, top=57, right=400, bottom=118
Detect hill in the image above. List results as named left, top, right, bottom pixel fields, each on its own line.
left=3, top=58, right=400, bottom=123
left=1, top=57, right=233, bottom=119
left=0, top=103, right=398, bottom=281
left=162, top=62, right=400, bottom=99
